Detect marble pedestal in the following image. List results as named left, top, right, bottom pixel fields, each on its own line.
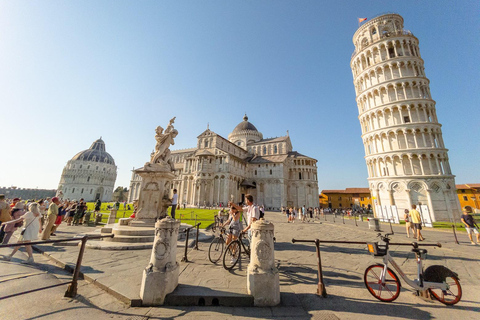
left=131, top=162, right=175, bottom=227
left=140, top=217, right=181, bottom=306
left=247, top=219, right=280, bottom=307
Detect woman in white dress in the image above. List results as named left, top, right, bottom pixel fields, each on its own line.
left=1, top=202, right=41, bottom=264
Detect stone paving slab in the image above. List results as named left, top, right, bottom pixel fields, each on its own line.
left=3, top=212, right=480, bottom=319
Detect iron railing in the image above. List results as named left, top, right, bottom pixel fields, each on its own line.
left=0, top=234, right=114, bottom=299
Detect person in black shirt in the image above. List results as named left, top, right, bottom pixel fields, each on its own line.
left=461, top=206, right=479, bottom=245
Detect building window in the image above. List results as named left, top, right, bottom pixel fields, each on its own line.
left=255, top=170, right=257, bottom=175
left=299, top=173, right=302, bottom=180
left=90, top=189, right=93, bottom=194
left=274, top=145, right=278, bottom=153
left=270, top=169, right=272, bottom=175
left=81, top=188, right=84, bottom=194
left=361, top=197, right=364, bottom=201
left=463, top=196, right=468, bottom=201
left=87, top=177, right=90, bottom=182
left=338, top=197, right=342, bottom=201
left=263, top=146, right=266, bottom=154
left=80, top=165, right=82, bottom=169
left=461, top=189, right=465, bottom=193
left=404, top=116, right=410, bottom=123
left=73, top=176, right=75, bottom=181
left=205, top=140, right=208, bottom=148
left=96, top=166, right=99, bottom=170
left=72, top=188, right=75, bottom=193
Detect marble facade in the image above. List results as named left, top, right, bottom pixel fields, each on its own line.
left=129, top=115, right=319, bottom=210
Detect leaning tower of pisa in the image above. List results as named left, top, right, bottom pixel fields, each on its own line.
left=350, top=13, right=460, bottom=221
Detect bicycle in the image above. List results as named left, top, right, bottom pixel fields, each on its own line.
left=208, top=227, right=227, bottom=264
left=223, top=231, right=251, bottom=270
left=365, top=233, right=462, bottom=305
left=211, top=215, right=224, bottom=234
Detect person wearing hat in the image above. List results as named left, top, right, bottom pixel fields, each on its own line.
left=461, top=206, right=479, bottom=245
left=10, top=198, right=20, bottom=208
left=41, top=197, right=60, bottom=240
left=2, top=201, right=25, bottom=244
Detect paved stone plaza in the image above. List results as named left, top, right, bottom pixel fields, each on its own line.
left=1, top=212, right=479, bottom=319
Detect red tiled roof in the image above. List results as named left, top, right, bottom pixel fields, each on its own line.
left=456, top=184, right=480, bottom=189
left=321, top=188, right=370, bottom=194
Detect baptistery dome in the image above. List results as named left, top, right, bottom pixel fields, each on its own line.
left=57, top=138, right=117, bottom=202
left=71, top=138, right=115, bottom=165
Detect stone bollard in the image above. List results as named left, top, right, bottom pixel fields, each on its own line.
left=140, top=217, right=180, bottom=306
left=247, top=219, right=280, bottom=306
left=107, top=209, right=117, bottom=224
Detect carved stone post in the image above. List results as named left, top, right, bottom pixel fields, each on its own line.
left=140, top=217, right=180, bottom=306
left=247, top=219, right=280, bottom=306
left=107, top=209, right=117, bottom=224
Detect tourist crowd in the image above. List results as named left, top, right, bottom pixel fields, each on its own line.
left=0, top=194, right=102, bottom=264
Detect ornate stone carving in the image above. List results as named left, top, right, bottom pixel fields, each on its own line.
left=150, top=117, right=178, bottom=170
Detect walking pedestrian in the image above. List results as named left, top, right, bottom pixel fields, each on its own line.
left=41, top=197, right=60, bottom=240
left=2, top=203, right=41, bottom=264
left=461, top=206, right=479, bottom=245
left=2, top=202, right=25, bottom=244
left=404, top=209, right=415, bottom=238
left=409, top=204, right=424, bottom=241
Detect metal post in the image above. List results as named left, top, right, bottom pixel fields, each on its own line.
left=324, top=211, right=327, bottom=222
left=181, top=228, right=190, bottom=262
left=389, top=220, right=394, bottom=234
left=314, top=239, right=327, bottom=297
left=194, top=223, right=200, bottom=250
left=452, top=224, right=459, bottom=244
left=64, top=236, right=87, bottom=298
left=354, top=213, right=358, bottom=227
left=342, top=212, right=345, bottom=224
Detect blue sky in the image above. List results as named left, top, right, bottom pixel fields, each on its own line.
left=0, top=1, right=479, bottom=191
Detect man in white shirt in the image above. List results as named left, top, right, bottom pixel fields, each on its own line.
left=229, top=194, right=259, bottom=238
left=171, top=189, right=178, bottom=219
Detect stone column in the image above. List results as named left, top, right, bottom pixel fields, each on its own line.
left=140, top=217, right=181, bottom=306
left=247, top=220, right=280, bottom=306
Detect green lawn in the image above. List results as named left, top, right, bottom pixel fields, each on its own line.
left=85, top=202, right=218, bottom=228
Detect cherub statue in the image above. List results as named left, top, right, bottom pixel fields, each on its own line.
left=151, top=117, right=178, bottom=165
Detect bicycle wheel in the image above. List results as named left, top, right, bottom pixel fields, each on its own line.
left=223, top=240, right=241, bottom=270
left=429, top=276, right=462, bottom=305
left=364, top=264, right=401, bottom=302
left=208, top=237, right=224, bottom=264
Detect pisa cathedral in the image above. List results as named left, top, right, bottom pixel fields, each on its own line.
left=128, top=115, right=319, bottom=210
left=351, top=13, right=461, bottom=221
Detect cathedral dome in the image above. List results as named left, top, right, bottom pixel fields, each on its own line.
left=232, top=114, right=259, bottom=134
left=71, top=138, right=115, bottom=165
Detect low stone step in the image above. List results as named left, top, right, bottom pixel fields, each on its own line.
left=112, top=227, right=154, bottom=236
left=107, top=235, right=155, bottom=243
left=164, top=285, right=254, bottom=307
